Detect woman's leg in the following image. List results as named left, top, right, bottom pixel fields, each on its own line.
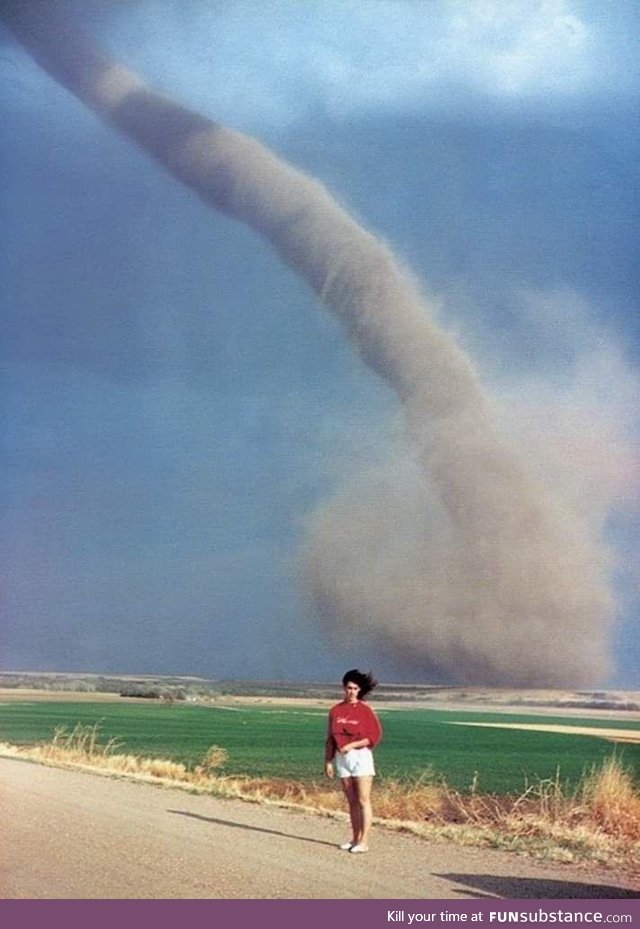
left=353, top=775, right=373, bottom=847
left=341, top=777, right=362, bottom=843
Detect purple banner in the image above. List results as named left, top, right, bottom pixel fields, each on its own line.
left=1, top=899, right=639, bottom=929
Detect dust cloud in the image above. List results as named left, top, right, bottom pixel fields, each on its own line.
left=1, top=3, right=615, bottom=685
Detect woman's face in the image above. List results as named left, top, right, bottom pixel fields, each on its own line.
left=343, top=680, right=360, bottom=703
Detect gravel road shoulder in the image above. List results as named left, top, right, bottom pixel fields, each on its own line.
left=1, top=757, right=637, bottom=899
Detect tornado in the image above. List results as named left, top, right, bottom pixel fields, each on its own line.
left=1, top=2, right=615, bottom=685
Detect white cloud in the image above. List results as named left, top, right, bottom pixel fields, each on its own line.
left=100, top=0, right=625, bottom=131
left=447, top=0, right=590, bottom=97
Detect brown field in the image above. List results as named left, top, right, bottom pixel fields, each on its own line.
left=448, top=721, right=640, bottom=744
left=2, top=685, right=640, bottom=714
left=0, top=689, right=154, bottom=703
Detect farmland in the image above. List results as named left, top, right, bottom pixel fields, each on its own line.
left=1, top=697, right=639, bottom=795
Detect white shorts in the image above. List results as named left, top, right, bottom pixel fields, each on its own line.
left=334, top=747, right=376, bottom=778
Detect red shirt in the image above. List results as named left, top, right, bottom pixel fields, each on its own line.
left=326, top=699, right=383, bottom=757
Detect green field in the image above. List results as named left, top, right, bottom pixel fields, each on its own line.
left=1, top=700, right=639, bottom=795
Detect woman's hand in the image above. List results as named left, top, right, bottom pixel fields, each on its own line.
left=324, top=761, right=334, bottom=779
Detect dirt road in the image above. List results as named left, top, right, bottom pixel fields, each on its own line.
left=1, top=757, right=637, bottom=899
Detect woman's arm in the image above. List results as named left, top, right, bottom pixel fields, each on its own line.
left=338, top=737, right=370, bottom=752
left=339, top=703, right=381, bottom=752
left=361, top=703, right=382, bottom=749
left=324, top=713, right=336, bottom=777
left=324, top=713, right=336, bottom=761
left=324, top=735, right=337, bottom=761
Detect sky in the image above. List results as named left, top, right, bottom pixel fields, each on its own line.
left=1, top=0, right=638, bottom=687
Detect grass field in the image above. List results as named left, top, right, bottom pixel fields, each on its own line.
left=1, top=699, right=639, bottom=795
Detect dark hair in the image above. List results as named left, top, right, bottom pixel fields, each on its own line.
left=342, top=669, right=378, bottom=699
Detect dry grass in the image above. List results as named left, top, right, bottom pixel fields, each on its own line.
left=1, top=728, right=638, bottom=874
left=194, top=744, right=230, bottom=776
left=580, top=755, right=640, bottom=841
left=421, top=756, right=640, bottom=872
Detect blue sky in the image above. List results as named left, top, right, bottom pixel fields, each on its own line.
left=1, top=0, right=638, bottom=686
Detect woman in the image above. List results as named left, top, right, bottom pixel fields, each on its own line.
left=324, top=669, right=383, bottom=853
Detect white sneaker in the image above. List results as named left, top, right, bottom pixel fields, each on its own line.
left=349, top=844, right=369, bottom=853
left=339, top=842, right=354, bottom=850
